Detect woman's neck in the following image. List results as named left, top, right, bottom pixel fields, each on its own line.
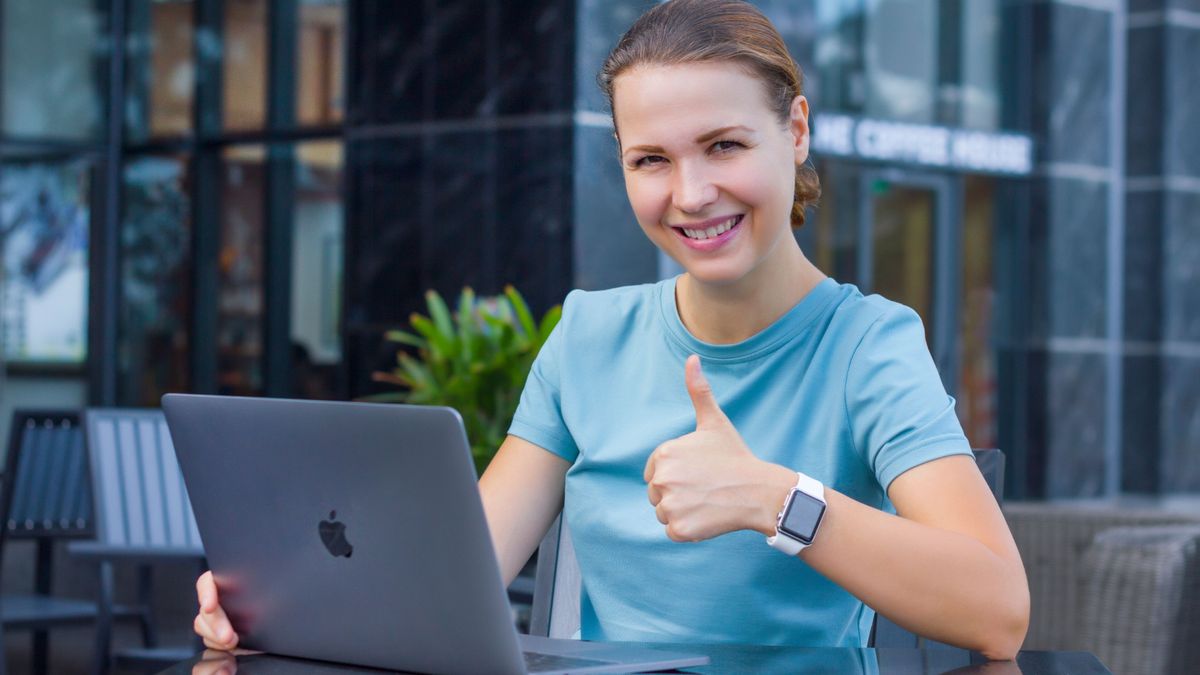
left=675, top=236, right=826, bottom=345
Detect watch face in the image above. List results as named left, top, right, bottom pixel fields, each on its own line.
left=779, top=490, right=826, bottom=544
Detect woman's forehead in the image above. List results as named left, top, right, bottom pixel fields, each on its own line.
left=613, top=62, right=772, bottom=141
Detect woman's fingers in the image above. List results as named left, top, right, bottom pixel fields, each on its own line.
left=194, top=571, right=239, bottom=650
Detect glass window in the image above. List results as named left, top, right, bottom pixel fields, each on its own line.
left=291, top=142, right=343, bottom=398
left=814, top=0, right=1002, bottom=130
left=297, top=0, right=346, bottom=126
left=0, top=160, right=91, bottom=365
left=217, top=145, right=266, bottom=396
left=125, top=0, right=194, bottom=141
left=224, top=0, right=267, bottom=131
left=2, top=0, right=105, bottom=140
left=959, top=176, right=997, bottom=448
left=118, top=155, right=192, bottom=405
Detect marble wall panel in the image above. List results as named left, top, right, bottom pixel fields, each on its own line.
left=1164, top=25, right=1200, bottom=179
left=1122, top=353, right=1163, bottom=493
left=1160, top=355, right=1200, bottom=492
left=1027, top=178, right=1109, bottom=341
left=431, top=0, right=489, bottom=119
left=350, top=0, right=428, bottom=124
left=1123, top=191, right=1164, bottom=341
left=495, top=0, right=574, bottom=116
left=429, top=131, right=493, bottom=297
left=1125, top=25, right=1165, bottom=177
left=1030, top=3, right=1111, bottom=167
left=496, top=126, right=574, bottom=315
left=346, top=137, right=425, bottom=326
left=1163, top=190, right=1200, bottom=343
left=571, top=124, right=657, bottom=290
left=1044, top=350, right=1108, bottom=498
left=574, top=0, right=658, bottom=114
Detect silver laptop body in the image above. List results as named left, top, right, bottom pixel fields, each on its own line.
left=162, top=394, right=708, bottom=674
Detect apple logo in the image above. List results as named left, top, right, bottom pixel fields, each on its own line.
left=318, top=510, right=353, bottom=558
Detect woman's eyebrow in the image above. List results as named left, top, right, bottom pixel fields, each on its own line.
left=694, top=125, right=752, bottom=143
left=623, top=125, right=754, bottom=157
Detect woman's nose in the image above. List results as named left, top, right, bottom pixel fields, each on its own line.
left=671, top=164, right=718, bottom=213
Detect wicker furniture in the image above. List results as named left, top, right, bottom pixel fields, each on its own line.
left=1005, top=501, right=1200, bottom=675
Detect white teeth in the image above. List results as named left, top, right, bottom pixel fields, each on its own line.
left=682, top=216, right=739, bottom=240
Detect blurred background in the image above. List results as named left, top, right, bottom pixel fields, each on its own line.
left=0, top=0, right=1196, bottom=673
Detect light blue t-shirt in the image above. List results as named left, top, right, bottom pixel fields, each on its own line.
left=508, top=276, right=971, bottom=647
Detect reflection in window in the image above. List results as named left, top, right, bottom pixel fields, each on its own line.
left=291, top=142, right=343, bottom=398
left=218, top=145, right=266, bottom=395
left=2, top=0, right=105, bottom=140
left=126, top=0, right=194, bottom=140
left=0, top=161, right=91, bottom=364
left=119, top=156, right=191, bottom=405
left=224, top=0, right=267, bottom=131
left=298, top=0, right=345, bottom=126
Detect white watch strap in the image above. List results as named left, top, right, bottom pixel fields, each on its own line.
left=766, top=472, right=825, bottom=555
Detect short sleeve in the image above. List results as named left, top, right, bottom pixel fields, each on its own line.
left=845, top=305, right=972, bottom=492
left=507, top=303, right=580, bottom=463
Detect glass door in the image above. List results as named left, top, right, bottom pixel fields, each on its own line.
left=857, top=169, right=962, bottom=394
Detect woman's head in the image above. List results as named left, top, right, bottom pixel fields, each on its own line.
left=599, top=0, right=820, bottom=230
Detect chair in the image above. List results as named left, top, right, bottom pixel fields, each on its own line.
left=529, top=448, right=1006, bottom=650
left=0, top=410, right=151, bottom=675
left=69, top=408, right=206, bottom=675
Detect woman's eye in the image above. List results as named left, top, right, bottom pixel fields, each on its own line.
left=634, top=155, right=666, bottom=167
left=712, top=140, right=743, bottom=153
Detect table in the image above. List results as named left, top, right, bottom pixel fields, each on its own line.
left=160, top=644, right=1110, bottom=674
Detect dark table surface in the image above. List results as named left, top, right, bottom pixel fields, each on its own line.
left=161, top=644, right=1110, bottom=675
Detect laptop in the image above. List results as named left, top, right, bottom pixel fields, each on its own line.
left=162, top=394, right=709, bottom=675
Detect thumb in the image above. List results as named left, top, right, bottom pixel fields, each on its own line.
left=685, top=355, right=728, bottom=429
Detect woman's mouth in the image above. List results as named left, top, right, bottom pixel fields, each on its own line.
left=670, top=214, right=744, bottom=251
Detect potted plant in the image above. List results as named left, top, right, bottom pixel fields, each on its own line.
left=369, top=286, right=561, bottom=475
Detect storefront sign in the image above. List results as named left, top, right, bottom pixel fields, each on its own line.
left=811, top=113, right=1034, bottom=176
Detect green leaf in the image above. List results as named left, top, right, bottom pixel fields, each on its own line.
left=505, top=285, right=537, bottom=339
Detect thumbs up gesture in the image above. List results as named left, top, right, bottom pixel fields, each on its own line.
left=644, top=355, right=796, bottom=542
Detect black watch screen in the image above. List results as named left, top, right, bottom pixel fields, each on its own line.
left=778, top=490, right=826, bottom=544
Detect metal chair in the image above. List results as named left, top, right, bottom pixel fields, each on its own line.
left=0, top=410, right=151, bottom=675
left=70, top=408, right=206, bottom=675
left=529, top=449, right=1006, bottom=650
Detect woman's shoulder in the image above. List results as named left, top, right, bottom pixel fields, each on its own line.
left=824, top=280, right=926, bottom=342
left=558, top=280, right=667, bottom=324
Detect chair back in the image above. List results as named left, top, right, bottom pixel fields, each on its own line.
left=83, top=408, right=202, bottom=553
left=0, top=410, right=94, bottom=570
left=2, top=410, right=93, bottom=541
left=528, top=448, right=1006, bottom=642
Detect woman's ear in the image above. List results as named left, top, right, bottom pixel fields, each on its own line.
left=789, top=95, right=810, bottom=165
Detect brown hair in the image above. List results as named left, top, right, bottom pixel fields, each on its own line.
left=599, top=0, right=820, bottom=228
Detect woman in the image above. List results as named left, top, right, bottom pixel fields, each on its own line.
left=195, top=0, right=1029, bottom=659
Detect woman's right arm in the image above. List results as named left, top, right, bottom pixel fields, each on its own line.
left=193, top=434, right=569, bottom=649
left=478, top=434, right=571, bottom=586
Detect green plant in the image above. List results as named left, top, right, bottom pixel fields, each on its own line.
left=368, top=286, right=561, bottom=476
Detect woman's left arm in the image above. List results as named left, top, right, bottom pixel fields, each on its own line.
left=757, top=454, right=1030, bottom=660
left=646, top=355, right=1030, bottom=660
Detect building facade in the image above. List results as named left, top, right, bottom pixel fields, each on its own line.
left=0, top=0, right=1196, bottom=498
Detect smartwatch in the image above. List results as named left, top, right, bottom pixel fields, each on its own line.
left=766, top=472, right=826, bottom=556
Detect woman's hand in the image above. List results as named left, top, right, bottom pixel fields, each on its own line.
left=194, top=571, right=240, bottom=651
left=643, top=355, right=795, bottom=542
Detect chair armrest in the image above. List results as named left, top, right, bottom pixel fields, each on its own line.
left=66, top=541, right=205, bottom=564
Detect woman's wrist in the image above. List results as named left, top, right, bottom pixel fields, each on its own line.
left=748, top=461, right=803, bottom=537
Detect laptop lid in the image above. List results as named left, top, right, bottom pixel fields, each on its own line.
left=163, top=394, right=528, bottom=674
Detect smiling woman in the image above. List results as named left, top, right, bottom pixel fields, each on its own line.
left=194, top=0, right=1029, bottom=661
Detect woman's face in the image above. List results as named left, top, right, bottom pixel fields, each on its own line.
left=613, top=61, right=809, bottom=287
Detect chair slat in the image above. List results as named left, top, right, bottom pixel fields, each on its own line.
left=93, top=418, right=127, bottom=545
left=140, top=419, right=167, bottom=546
left=158, top=421, right=187, bottom=548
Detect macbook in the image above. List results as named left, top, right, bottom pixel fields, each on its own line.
left=163, top=394, right=709, bottom=675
